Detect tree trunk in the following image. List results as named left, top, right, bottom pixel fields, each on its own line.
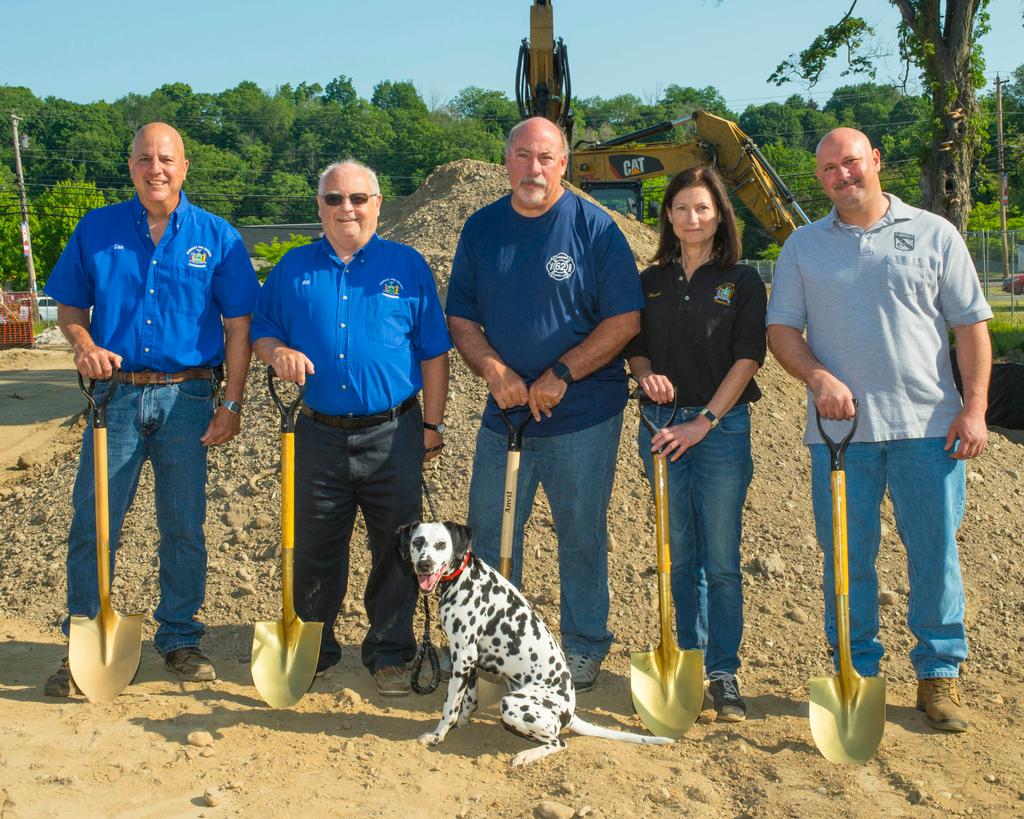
left=894, top=0, right=983, bottom=231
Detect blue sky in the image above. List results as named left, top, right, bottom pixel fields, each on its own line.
left=2, top=1, right=1020, bottom=109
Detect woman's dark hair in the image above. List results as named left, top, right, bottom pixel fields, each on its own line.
left=651, top=166, right=741, bottom=268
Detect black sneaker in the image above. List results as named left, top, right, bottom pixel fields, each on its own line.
left=708, top=672, right=746, bottom=722
left=164, top=647, right=216, bottom=682
left=44, top=657, right=80, bottom=697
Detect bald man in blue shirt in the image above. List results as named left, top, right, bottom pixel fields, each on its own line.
left=252, top=159, right=451, bottom=697
left=44, top=122, right=259, bottom=695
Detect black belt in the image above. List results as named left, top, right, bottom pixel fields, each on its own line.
left=301, top=395, right=417, bottom=431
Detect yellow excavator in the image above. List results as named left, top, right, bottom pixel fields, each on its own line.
left=515, top=1, right=809, bottom=243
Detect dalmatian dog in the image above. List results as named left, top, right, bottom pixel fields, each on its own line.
left=397, top=520, right=673, bottom=766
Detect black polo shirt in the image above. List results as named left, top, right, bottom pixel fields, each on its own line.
left=625, top=260, right=767, bottom=407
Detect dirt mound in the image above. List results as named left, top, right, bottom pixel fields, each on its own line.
left=1, top=160, right=1023, bottom=816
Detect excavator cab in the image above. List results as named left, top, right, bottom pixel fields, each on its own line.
left=582, top=181, right=643, bottom=220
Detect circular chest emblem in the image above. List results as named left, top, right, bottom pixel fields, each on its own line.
left=546, top=252, right=576, bottom=282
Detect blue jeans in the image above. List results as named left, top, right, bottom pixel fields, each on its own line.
left=638, top=404, right=752, bottom=676
left=63, top=379, right=214, bottom=655
left=467, top=412, right=622, bottom=660
left=810, top=437, right=967, bottom=679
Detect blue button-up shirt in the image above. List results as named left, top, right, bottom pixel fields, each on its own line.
left=46, top=191, right=258, bottom=371
left=251, top=235, right=451, bottom=415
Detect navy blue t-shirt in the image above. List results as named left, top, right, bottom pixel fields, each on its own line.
left=446, top=190, right=643, bottom=437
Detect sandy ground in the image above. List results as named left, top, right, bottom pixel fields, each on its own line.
left=2, top=161, right=1023, bottom=817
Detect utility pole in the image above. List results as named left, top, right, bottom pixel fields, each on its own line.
left=9, top=111, right=39, bottom=322
left=995, top=76, right=1014, bottom=319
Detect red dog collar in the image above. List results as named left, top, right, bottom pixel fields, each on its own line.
left=440, top=551, right=472, bottom=583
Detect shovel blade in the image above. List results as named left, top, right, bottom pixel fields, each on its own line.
left=809, top=675, right=886, bottom=764
left=68, top=612, right=144, bottom=702
left=630, top=646, right=704, bottom=738
left=251, top=617, right=324, bottom=709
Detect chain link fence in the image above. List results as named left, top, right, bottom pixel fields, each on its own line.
left=964, top=230, right=1022, bottom=320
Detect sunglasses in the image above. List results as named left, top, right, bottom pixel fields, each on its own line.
left=322, top=192, right=377, bottom=207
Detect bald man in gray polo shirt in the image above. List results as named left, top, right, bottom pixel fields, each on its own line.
left=767, top=127, right=991, bottom=733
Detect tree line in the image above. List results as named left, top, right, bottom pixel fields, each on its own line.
left=2, top=68, right=1022, bottom=290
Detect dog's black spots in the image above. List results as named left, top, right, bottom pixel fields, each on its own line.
left=451, top=617, right=463, bottom=634
left=530, top=652, right=538, bottom=662
left=559, top=710, right=572, bottom=728
left=523, top=712, right=537, bottom=724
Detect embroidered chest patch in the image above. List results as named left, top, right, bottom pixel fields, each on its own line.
left=187, top=245, right=211, bottom=269
left=380, top=278, right=402, bottom=298
left=713, top=283, right=736, bottom=306
left=894, top=232, right=915, bottom=251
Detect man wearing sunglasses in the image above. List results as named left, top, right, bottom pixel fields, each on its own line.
left=252, top=159, right=451, bottom=697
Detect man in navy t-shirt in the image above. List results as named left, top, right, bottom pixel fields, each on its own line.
left=44, top=123, right=259, bottom=695
left=446, top=117, right=643, bottom=692
left=252, top=159, right=451, bottom=697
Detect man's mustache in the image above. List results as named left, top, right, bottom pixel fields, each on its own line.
left=519, top=175, right=547, bottom=190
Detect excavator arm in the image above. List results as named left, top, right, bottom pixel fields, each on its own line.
left=571, top=111, right=809, bottom=243
left=515, top=1, right=573, bottom=143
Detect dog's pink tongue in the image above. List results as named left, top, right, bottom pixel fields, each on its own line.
left=418, top=572, right=443, bottom=592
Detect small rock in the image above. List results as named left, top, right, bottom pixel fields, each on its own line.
left=534, top=801, right=575, bottom=819
left=200, top=748, right=215, bottom=758
left=211, top=485, right=231, bottom=499
left=967, top=471, right=984, bottom=484
left=648, top=787, right=672, bottom=804
left=576, top=806, right=593, bottom=817
left=787, top=607, right=808, bottom=624
left=878, top=590, right=899, bottom=606
left=252, top=513, right=274, bottom=530
left=908, top=787, right=926, bottom=804
left=607, top=533, right=617, bottom=554
left=187, top=731, right=214, bottom=748
left=984, top=773, right=997, bottom=783
left=259, top=544, right=280, bottom=561
left=235, top=568, right=252, bottom=582
left=337, top=688, right=362, bottom=709
left=558, top=781, right=576, bottom=796
left=233, top=584, right=256, bottom=597
left=203, top=788, right=221, bottom=807
left=16, top=453, right=35, bottom=470
left=1006, top=468, right=1020, bottom=481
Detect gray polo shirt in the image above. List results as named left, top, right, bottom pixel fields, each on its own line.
left=766, top=194, right=992, bottom=445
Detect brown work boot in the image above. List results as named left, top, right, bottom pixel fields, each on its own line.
left=374, top=664, right=411, bottom=697
left=916, top=677, right=968, bottom=732
left=44, top=657, right=80, bottom=697
left=164, top=647, right=216, bottom=682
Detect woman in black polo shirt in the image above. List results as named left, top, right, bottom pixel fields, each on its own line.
left=626, top=166, right=766, bottom=722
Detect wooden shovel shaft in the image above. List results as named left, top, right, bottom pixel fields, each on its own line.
left=92, top=427, right=113, bottom=622
left=831, top=469, right=858, bottom=701
left=281, top=431, right=297, bottom=626
left=499, top=451, right=520, bottom=579
left=653, top=453, right=674, bottom=648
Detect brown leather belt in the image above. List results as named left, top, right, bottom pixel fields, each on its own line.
left=114, top=368, right=216, bottom=386
left=302, top=395, right=417, bottom=431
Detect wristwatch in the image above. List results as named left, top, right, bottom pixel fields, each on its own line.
left=221, top=399, right=242, bottom=415
left=551, top=360, right=574, bottom=386
left=424, top=421, right=447, bottom=434
left=698, top=407, right=719, bottom=428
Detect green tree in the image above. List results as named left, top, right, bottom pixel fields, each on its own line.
left=767, top=0, right=996, bottom=230
left=32, top=180, right=106, bottom=279
left=252, top=233, right=313, bottom=269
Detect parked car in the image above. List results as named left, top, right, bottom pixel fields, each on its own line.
left=1002, top=273, right=1024, bottom=296
left=17, top=296, right=58, bottom=322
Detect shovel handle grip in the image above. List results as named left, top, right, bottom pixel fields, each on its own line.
left=815, top=400, right=859, bottom=472
left=78, top=370, right=119, bottom=429
left=498, top=405, right=530, bottom=451
left=267, top=366, right=306, bottom=433
left=630, top=374, right=678, bottom=441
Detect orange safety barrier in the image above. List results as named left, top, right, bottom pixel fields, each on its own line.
left=0, top=291, right=36, bottom=349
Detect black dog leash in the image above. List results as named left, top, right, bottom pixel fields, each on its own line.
left=410, top=480, right=442, bottom=695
